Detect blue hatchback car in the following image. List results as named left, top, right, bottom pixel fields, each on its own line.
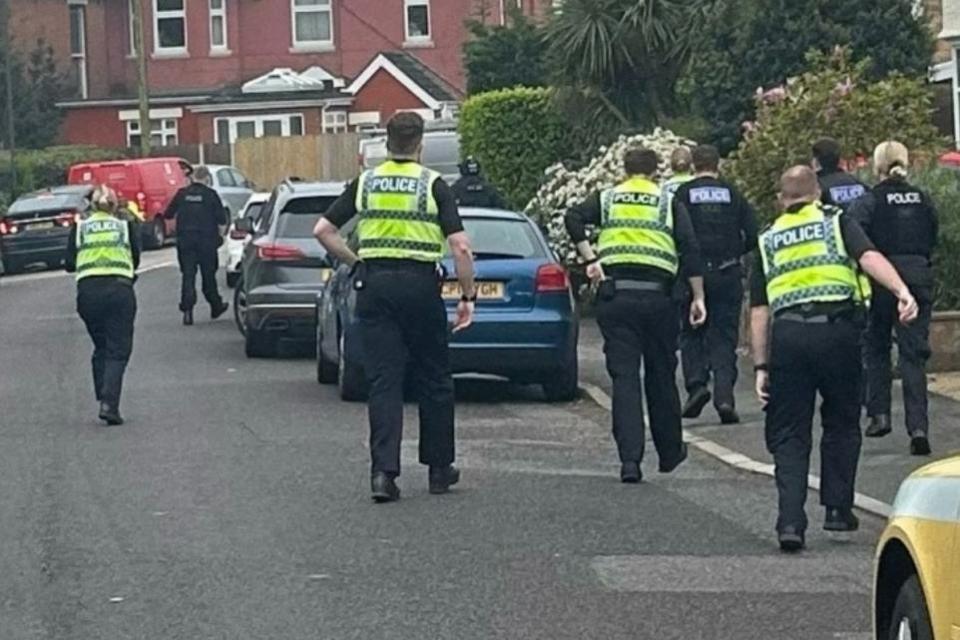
left=316, top=208, right=579, bottom=402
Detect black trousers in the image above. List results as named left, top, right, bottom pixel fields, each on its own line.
left=77, top=277, right=137, bottom=408
left=864, top=285, right=933, bottom=434
left=177, top=234, right=222, bottom=312
left=680, top=266, right=743, bottom=408
left=766, top=317, right=862, bottom=533
left=357, top=264, right=455, bottom=477
left=596, top=290, right=685, bottom=466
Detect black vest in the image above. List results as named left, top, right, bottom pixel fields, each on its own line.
left=870, top=179, right=935, bottom=258
left=676, top=177, right=743, bottom=262
left=817, top=170, right=868, bottom=212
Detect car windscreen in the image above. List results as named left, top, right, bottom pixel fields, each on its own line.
left=8, top=194, right=85, bottom=215
left=242, top=201, right=266, bottom=222
left=276, top=196, right=338, bottom=238
left=451, top=218, right=546, bottom=259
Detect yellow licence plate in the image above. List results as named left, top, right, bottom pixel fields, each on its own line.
left=442, top=281, right=504, bottom=300
left=320, top=268, right=332, bottom=282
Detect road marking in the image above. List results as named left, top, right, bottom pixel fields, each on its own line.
left=579, top=384, right=894, bottom=519
left=136, top=260, right=176, bottom=274
left=108, top=596, right=125, bottom=603
left=0, top=259, right=175, bottom=286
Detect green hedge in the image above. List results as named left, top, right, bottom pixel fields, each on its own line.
left=459, top=87, right=572, bottom=208
left=908, top=167, right=960, bottom=311
left=0, top=146, right=128, bottom=207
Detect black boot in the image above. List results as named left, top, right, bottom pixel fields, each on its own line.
left=778, top=525, right=805, bottom=553
left=98, top=402, right=123, bottom=426
left=371, top=472, right=400, bottom=503
left=183, top=309, right=194, bottom=326
left=682, top=387, right=711, bottom=419
left=428, top=465, right=461, bottom=495
left=717, top=404, right=740, bottom=425
left=865, top=414, right=891, bottom=438
left=824, top=507, right=859, bottom=532
left=659, top=443, right=689, bottom=473
left=211, top=302, right=229, bottom=320
left=910, top=432, right=931, bottom=456
left=620, top=462, right=642, bottom=484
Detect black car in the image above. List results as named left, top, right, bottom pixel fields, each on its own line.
left=0, top=185, right=93, bottom=274
left=232, top=179, right=342, bottom=358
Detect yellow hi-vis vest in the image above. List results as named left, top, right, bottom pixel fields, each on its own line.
left=597, top=176, right=678, bottom=275
left=759, top=202, right=869, bottom=313
left=661, top=173, right=693, bottom=214
left=75, top=211, right=135, bottom=281
left=354, top=160, right=444, bottom=262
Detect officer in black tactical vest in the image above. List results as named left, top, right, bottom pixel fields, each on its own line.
left=451, top=156, right=508, bottom=209
left=314, top=112, right=477, bottom=503
left=812, top=137, right=870, bottom=212
left=675, top=145, right=758, bottom=424
left=849, top=141, right=938, bottom=455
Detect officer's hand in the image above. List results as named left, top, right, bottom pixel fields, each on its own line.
left=452, top=300, right=474, bottom=333
left=897, top=290, right=919, bottom=325
left=755, top=370, right=770, bottom=407
left=689, top=297, right=707, bottom=328
left=586, top=261, right=605, bottom=283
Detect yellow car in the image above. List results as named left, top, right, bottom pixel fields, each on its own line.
left=874, top=456, right=960, bottom=640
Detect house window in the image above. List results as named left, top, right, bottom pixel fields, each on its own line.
left=154, top=0, right=187, bottom=54
left=291, top=0, right=333, bottom=49
left=404, top=0, right=430, bottom=41
left=323, top=111, right=347, bottom=133
left=69, top=5, right=88, bottom=99
left=127, top=118, right=179, bottom=147
left=213, top=114, right=305, bottom=143
left=128, top=0, right=138, bottom=55
left=209, top=0, right=227, bottom=51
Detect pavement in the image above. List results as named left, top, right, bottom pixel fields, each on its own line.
left=0, top=255, right=900, bottom=639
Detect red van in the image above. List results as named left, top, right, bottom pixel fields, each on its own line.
left=67, top=157, right=191, bottom=249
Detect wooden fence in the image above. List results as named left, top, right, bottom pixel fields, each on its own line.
left=234, top=133, right=360, bottom=189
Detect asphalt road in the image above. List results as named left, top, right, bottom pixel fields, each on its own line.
left=0, top=255, right=882, bottom=639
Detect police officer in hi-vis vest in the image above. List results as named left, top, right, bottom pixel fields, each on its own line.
left=65, top=185, right=141, bottom=426
left=750, top=166, right=917, bottom=552
left=566, top=147, right=707, bottom=483
left=314, top=112, right=477, bottom=503
left=849, top=142, right=938, bottom=455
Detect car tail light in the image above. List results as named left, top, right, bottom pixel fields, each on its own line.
left=256, top=242, right=305, bottom=261
left=230, top=227, right=250, bottom=240
left=535, top=263, right=570, bottom=293
left=56, top=211, right=79, bottom=227
left=0, top=219, right=17, bottom=235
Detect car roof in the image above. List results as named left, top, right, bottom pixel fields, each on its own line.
left=279, top=180, right=347, bottom=197
left=459, top=207, right=529, bottom=221
left=247, top=192, right=271, bottom=201
left=909, top=454, right=960, bottom=478
left=29, top=185, right=93, bottom=197
left=74, top=157, right=186, bottom=167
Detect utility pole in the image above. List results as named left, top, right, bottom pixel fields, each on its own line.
left=131, top=0, right=151, bottom=156
left=0, top=0, right=16, bottom=193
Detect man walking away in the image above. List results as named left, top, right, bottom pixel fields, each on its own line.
left=164, top=166, right=229, bottom=325
left=813, top=137, right=869, bottom=212
left=451, top=156, right=508, bottom=209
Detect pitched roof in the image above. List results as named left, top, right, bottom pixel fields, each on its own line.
left=346, top=52, right=463, bottom=109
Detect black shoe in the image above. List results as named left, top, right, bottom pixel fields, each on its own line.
left=428, top=465, right=461, bottom=495
left=778, top=526, right=805, bottom=553
left=824, top=507, right=860, bottom=532
left=620, top=462, right=642, bottom=484
left=371, top=472, right=400, bottom=503
left=98, top=402, right=124, bottom=426
left=182, top=310, right=194, bottom=326
left=682, top=387, right=711, bottom=419
left=910, top=433, right=931, bottom=456
left=659, top=443, right=688, bottom=473
left=211, top=302, right=229, bottom=320
left=717, top=404, right=740, bottom=425
left=865, top=414, right=892, bottom=438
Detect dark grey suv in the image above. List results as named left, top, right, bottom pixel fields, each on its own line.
left=233, top=179, right=343, bottom=358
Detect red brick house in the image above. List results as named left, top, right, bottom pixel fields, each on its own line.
left=9, top=0, right=554, bottom=148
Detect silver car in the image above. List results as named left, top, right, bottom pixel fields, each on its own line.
left=196, top=164, right=256, bottom=218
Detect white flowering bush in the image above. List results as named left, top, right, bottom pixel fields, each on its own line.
left=524, top=128, right=697, bottom=264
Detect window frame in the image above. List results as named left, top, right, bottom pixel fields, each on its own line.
left=128, top=0, right=138, bottom=56
left=153, top=0, right=188, bottom=56
left=212, top=114, right=306, bottom=144
left=290, top=0, right=334, bottom=51
left=209, top=0, right=228, bottom=53
left=403, top=0, right=431, bottom=43
left=322, top=110, right=348, bottom=134
left=126, top=118, right=179, bottom=148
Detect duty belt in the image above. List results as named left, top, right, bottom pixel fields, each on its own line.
left=614, top=279, right=668, bottom=293
left=704, top=257, right=740, bottom=272
left=775, top=313, right=832, bottom=324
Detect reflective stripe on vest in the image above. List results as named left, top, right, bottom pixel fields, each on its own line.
left=661, top=173, right=693, bottom=216
left=354, top=160, right=444, bottom=262
left=75, top=212, right=134, bottom=281
left=759, top=203, right=865, bottom=313
left=596, top=177, right=678, bottom=274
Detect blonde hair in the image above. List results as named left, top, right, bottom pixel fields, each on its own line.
left=670, top=146, right=693, bottom=174
left=91, top=185, right=119, bottom=213
left=874, top=141, right=909, bottom=179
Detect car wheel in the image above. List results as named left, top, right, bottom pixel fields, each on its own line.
left=542, top=343, right=579, bottom=402
left=338, top=333, right=367, bottom=401
left=245, top=329, right=276, bottom=358
left=233, top=282, right=247, bottom=336
left=226, top=271, right=240, bottom=288
left=888, top=575, right=934, bottom=640
left=145, top=217, right=165, bottom=250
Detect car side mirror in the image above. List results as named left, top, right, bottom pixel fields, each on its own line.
left=235, top=217, right=254, bottom=234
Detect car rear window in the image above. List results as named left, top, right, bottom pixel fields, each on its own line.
left=242, top=202, right=266, bottom=222
left=8, top=194, right=84, bottom=215
left=453, top=218, right=546, bottom=259
left=276, top=196, right=338, bottom=238
left=421, top=135, right=460, bottom=177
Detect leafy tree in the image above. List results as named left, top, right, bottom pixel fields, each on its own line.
left=463, top=6, right=547, bottom=94
left=727, top=49, right=944, bottom=218
left=0, top=40, right=64, bottom=150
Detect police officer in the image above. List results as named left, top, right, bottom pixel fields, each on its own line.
left=566, top=147, right=707, bottom=483
left=65, top=185, right=141, bottom=426
left=164, top=166, right=229, bottom=326
left=812, top=137, right=869, bottom=212
left=750, top=166, right=917, bottom=552
left=849, top=141, right=938, bottom=455
left=660, top=146, right=694, bottom=211
left=451, top=156, right=508, bottom=208
left=314, top=112, right=477, bottom=503
left=676, top=145, right=758, bottom=424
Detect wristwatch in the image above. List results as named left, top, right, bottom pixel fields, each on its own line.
left=460, top=291, right=478, bottom=303
left=753, top=363, right=769, bottom=372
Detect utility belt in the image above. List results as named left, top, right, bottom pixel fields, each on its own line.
left=78, top=275, right=134, bottom=288
left=596, top=278, right=669, bottom=302
left=773, top=301, right=863, bottom=325
left=353, top=258, right=441, bottom=291
left=703, top=257, right=740, bottom=273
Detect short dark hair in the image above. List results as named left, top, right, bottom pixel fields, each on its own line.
left=812, top=137, right=842, bottom=171
left=386, top=112, right=425, bottom=156
left=624, top=147, right=659, bottom=176
left=691, top=145, right=720, bottom=172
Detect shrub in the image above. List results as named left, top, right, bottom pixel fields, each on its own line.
left=909, top=167, right=960, bottom=311
left=0, top=146, right=128, bottom=200
left=727, top=49, right=944, bottom=220
left=459, top=87, right=572, bottom=208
